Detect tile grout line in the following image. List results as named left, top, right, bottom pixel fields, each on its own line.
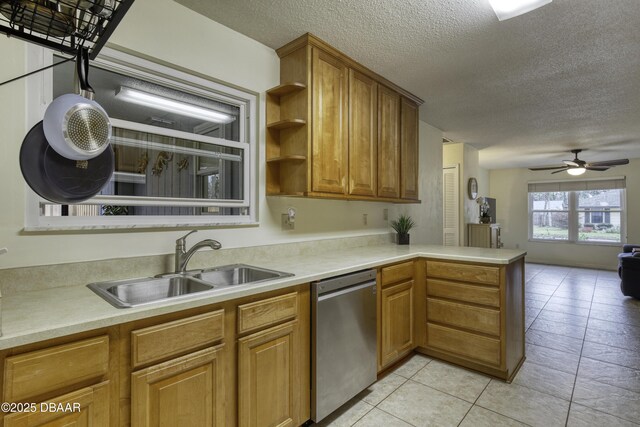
left=562, top=267, right=596, bottom=427
left=374, top=406, right=418, bottom=427
left=456, top=378, right=494, bottom=427
left=368, top=361, right=426, bottom=427
left=571, top=268, right=640, bottom=425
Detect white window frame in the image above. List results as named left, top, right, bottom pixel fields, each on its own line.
left=528, top=178, right=626, bottom=246
left=24, top=46, right=258, bottom=230
left=528, top=192, right=570, bottom=242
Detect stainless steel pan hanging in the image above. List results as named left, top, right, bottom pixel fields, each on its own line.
left=43, top=46, right=112, bottom=160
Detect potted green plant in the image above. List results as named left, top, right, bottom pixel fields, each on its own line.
left=390, top=214, right=415, bottom=245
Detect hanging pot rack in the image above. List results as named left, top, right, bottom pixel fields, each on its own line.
left=0, top=0, right=134, bottom=60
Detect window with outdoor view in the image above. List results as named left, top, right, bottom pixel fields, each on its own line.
left=528, top=178, right=626, bottom=245
left=25, top=47, right=257, bottom=229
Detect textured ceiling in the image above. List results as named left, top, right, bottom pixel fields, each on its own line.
left=175, top=0, right=640, bottom=169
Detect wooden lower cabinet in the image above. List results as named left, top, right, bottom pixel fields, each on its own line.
left=423, top=258, right=525, bottom=381
left=379, top=279, right=415, bottom=370
left=131, top=345, right=225, bottom=427
left=378, top=261, right=418, bottom=371
left=4, top=382, right=109, bottom=427
left=238, top=321, right=298, bottom=427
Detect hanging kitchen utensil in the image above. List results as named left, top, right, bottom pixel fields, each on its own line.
left=57, top=0, right=95, bottom=11
left=43, top=46, right=112, bottom=161
left=20, top=121, right=114, bottom=204
left=0, top=0, right=74, bottom=38
left=91, top=0, right=114, bottom=18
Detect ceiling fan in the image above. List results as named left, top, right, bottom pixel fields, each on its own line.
left=529, top=149, right=629, bottom=176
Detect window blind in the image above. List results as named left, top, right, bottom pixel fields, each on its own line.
left=528, top=177, right=626, bottom=193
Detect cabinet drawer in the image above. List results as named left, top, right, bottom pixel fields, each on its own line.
left=426, top=261, right=500, bottom=286
left=427, top=323, right=501, bottom=366
left=381, top=261, right=414, bottom=286
left=427, top=298, right=500, bottom=336
left=4, top=336, right=109, bottom=402
left=237, top=292, right=298, bottom=335
left=427, top=279, right=500, bottom=308
left=132, top=310, right=224, bottom=368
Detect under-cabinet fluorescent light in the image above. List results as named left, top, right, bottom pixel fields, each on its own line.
left=488, top=0, right=552, bottom=21
left=115, top=87, right=236, bottom=124
left=567, top=167, right=586, bottom=176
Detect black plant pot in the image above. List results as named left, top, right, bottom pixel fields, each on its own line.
left=398, top=233, right=410, bottom=245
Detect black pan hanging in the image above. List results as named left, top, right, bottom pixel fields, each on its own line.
left=20, top=121, right=114, bottom=204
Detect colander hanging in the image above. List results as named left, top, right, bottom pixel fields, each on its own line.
left=43, top=46, right=112, bottom=161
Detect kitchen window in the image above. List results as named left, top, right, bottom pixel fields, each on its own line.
left=25, top=47, right=257, bottom=229
left=528, top=178, right=626, bottom=245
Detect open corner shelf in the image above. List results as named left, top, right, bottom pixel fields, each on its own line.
left=266, top=155, right=307, bottom=163
left=267, top=82, right=306, bottom=97
left=267, top=119, right=306, bottom=130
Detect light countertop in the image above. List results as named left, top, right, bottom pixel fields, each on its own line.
left=0, top=244, right=525, bottom=350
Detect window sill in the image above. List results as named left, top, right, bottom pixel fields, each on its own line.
left=23, top=221, right=260, bottom=233
left=528, top=239, right=623, bottom=247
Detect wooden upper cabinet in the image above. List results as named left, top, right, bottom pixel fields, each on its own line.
left=311, top=48, right=348, bottom=195
left=377, top=86, right=401, bottom=199
left=400, top=97, right=419, bottom=200
left=269, top=33, right=423, bottom=201
left=348, top=69, right=378, bottom=197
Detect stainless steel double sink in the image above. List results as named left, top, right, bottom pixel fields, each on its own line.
left=87, top=264, right=294, bottom=308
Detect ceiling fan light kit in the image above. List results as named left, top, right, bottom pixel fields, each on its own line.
left=566, top=167, right=586, bottom=176
left=529, top=149, right=629, bottom=175
left=488, top=0, right=552, bottom=21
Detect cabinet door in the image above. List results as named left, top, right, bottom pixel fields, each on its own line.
left=4, top=382, right=109, bottom=427
left=238, top=321, right=298, bottom=427
left=400, top=97, right=419, bottom=200
left=377, top=86, right=400, bottom=198
left=312, top=48, right=348, bottom=194
left=380, top=280, right=414, bottom=369
left=131, top=346, right=225, bottom=427
left=348, top=69, right=377, bottom=196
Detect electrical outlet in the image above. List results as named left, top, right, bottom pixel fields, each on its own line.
left=281, top=213, right=294, bottom=230
left=383, top=209, right=388, bottom=220
left=363, top=214, right=368, bottom=225
left=515, top=243, right=519, bottom=249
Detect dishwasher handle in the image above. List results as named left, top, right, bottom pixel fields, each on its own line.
left=316, top=280, right=376, bottom=302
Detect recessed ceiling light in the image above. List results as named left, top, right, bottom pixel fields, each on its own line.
left=488, top=0, right=552, bottom=21
left=116, top=87, right=236, bottom=124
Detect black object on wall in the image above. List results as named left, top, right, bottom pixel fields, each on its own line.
left=485, top=197, right=497, bottom=224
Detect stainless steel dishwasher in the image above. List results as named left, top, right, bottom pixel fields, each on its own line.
left=311, top=269, right=377, bottom=422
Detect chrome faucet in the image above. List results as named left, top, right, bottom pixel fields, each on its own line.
left=174, top=230, right=222, bottom=273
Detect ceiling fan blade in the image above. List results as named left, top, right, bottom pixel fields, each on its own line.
left=551, top=167, right=570, bottom=174
left=585, top=166, right=610, bottom=171
left=563, top=160, right=580, bottom=167
left=587, top=159, right=629, bottom=167
left=529, top=166, right=567, bottom=171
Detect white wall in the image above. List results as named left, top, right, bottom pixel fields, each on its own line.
left=0, top=0, right=443, bottom=269
left=442, top=143, right=489, bottom=245
left=393, top=122, right=444, bottom=245
left=489, top=161, right=640, bottom=270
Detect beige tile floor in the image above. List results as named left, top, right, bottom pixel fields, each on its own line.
left=314, top=263, right=640, bottom=427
